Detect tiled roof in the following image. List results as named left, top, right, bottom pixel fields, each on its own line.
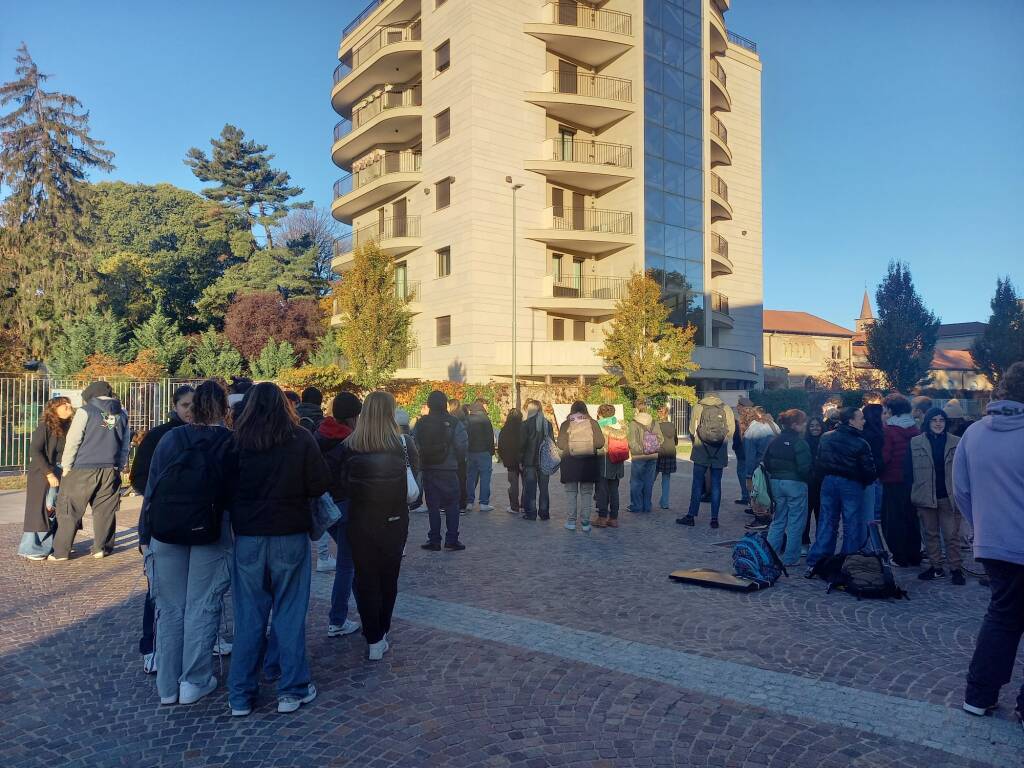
left=763, top=311, right=854, bottom=337
left=931, top=349, right=976, bottom=371
left=938, top=322, right=987, bottom=338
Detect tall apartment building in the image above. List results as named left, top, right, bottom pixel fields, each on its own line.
left=330, top=0, right=763, bottom=395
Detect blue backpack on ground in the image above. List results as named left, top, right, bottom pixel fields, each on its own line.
left=732, top=531, right=788, bottom=587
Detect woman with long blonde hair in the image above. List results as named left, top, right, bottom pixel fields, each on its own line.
left=337, top=391, right=420, bottom=660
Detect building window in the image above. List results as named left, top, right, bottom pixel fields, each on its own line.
left=831, top=344, right=843, bottom=360
left=435, top=177, right=452, bottom=209
left=436, top=315, right=451, bottom=346
left=573, top=320, right=586, bottom=341
left=552, top=318, right=565, bottom=341
left=436, top=246, right=451, bottom=277
left=434, top=108, right=450, bottom=142
left=435, top=40, right=450, bottom=74
left=552, top=253, right=563, bottom=281
left=395, top=262, right=409, bottom=299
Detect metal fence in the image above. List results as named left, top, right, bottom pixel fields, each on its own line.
left=0, top=376, right=201, bottom=472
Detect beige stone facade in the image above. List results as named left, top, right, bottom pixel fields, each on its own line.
left=330, top=0, right=764, bottom=391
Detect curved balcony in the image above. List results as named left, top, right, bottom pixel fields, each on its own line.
left=525, top=207, right=634, bottom=256
left=526, top=71, right=633, bottom=131
left=331, top=84, right=422, bottom=168
left=691, top=346, right=758, bottom=381
left=709, top=231, right=733, bottom=276
left=332, top=22, right=422, bottom=114
left=709, top=172, right=733, bottom=222
left=711, top=290, right=733, bottom=329
left=524, top=3, right=633, bottom=68
left=331, top=215, right=422, bottom=272
left=709, top=114, right=732, bottom=168
left=331, top=151, right=422, bottom=223
left=524, top=138, right=634, bottom=193
left=709, top=2, right=728, bottom=56
left=709, top=57, right=731, bottom=113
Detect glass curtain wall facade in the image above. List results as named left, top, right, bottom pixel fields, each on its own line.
left=644, top=0, right=705, bottom=344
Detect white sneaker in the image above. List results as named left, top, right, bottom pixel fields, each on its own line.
left=160, top=693, right=178, bottom=705
left=581, top=523, right=592, bottom=533
left=368, top=638, right=390, bottom=661
left=564, top=520, right=576, bottom=531
left=479, top=504, right=495, bottom=512
left=143, top=652, right=157, bottom=674
left=278, top=683, right=317, bottom=713
left=327, top=619, right=361, bottom=637
left=212, top=637, right=232, bottom=656
left=179, top=675, right=217, bottom=705
left=231, top=705, right=252, bottom=717
left=412, top=505, right=427, bottom=513
left=316, top=556, right=337, bottom=573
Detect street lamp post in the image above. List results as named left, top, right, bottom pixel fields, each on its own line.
left=506, top=176, right=524, bottom=409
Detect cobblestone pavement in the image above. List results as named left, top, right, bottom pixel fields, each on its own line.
left=1, top=464, right=1020, bottom=767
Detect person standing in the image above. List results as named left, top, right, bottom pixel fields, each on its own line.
left=806, top=407, right=877, bottom=573
left=497, top=409, right=524, bottom=515
left=50, top=381, right=130, bottom=561
left=223, top=383, right=330, bottom=716
left=942, top=399, right=971, bottom=437
left=880, top=393, right=923, bottom=567
left=911, top=395, right=933, bottom=430
left=909, top=408, right=965, bottom=584
left=556, top=401, right=604, bottom=532
left=335, top=392, right=417, bottom=660
left=764, top=409, right=812, bottom=566
left=861, top=393, right=886, bottom=524
left=465, top=400, right=495, bottom=512
left=593, top=404, right=626, bottom=528
left=955, top=362, right=1024, bottom=725
left=414, top=390, right=468, bottom=550
left=655, top=406, right=678, bottom=510
left=19, top=396, right=74, bottom=559
left=141, top=380, right=233, bottom=706
left=742, top=408, right=778, bottom=529
left=801, top=417, right=825, bottom=550
left=733, top=398, right=754, bottom=506
left=677, top=394, right=734, bottom=529
left=448, top=398, right=470, bottom=513
left=627, top=404, right=662, bottom=514
left=520, top=400, right=553, bottom=521
left=315, top=391, right=363, bottom=638
left=293, top=387, right=335, bottom=574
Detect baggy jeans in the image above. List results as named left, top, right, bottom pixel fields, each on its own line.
left=807, top=475, right=864, bottom=567
left=766, top=478, right=809, bottom=565
left=564, top=482, right=594, bottom=526
left=466, top=452, right=493, bottom=506
left=629, top=459, right=657, bottom=513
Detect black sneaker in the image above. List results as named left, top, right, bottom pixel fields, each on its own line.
left=917, top=567, right=944, bottom=581
left=744, top=508, right=756, bottom=516
left=710, top=520, right=720, bottom=529
left=538, top=514, right=550, bottom=521
left=734, top=499, right=749, bottom=506
left=744, top=520, right=769, bottom=531
left=951, top=569, right=966, bottom=585
left=521, top=514, right=537, bottom=521
left=420, top=542, right=441, bottom=551
left=675, top=516, right=695, bottom=526
left=444, top=541, right=466, bottom=551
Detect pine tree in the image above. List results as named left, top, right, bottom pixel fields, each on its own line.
left=185, top=124, right=305, bottom=247
left=0, top=44, right=114, bottom=354
left=47, top=310, right=130, bottom=376
left=250, top=339, right=296, bottom=380
left=188, top=328, right=244, bottom=379
left=335, top=243, right=414, bottom=390
left=307, top=329, right=342, bottom=367
left=130, top=311, right=189, bottom=376
left=598, top=272, right=699, bottom=403
left=865, top=261, right=940, bottom=392
left=971, top=277, right=1024, bottom=385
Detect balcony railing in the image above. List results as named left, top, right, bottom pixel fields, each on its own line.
left=342, top=0, right=385, bottom=38
left=334, top=21, right=422, bottom=83
left=550, top=207, right=633, bottom=235
left=711, top=290, right=730, bottom=316
left=727, top=31, right=758, bottom=53
left=544, top=138, right=632, bottom=168
left=396, top=279, right=420, bottom=302
left=710, top=58, right=727, bottom=86
left=333, top=84, right=422, bottom=141
left=546, top=70, right=632, bottom=102
left=710, top=172, right=729, bottom=202
left=400, top=346, right=421, bottom=369
left=710, top=231, right=729, bottom=260
left=710, top=114, right=728, bottom=143
left=333, top=215, right=422, bottom=256
left=541, top=2, right=632, bottom=36
left=552, top=275, right=630, bottom=300
left=333, top=151, right=421, bottom=198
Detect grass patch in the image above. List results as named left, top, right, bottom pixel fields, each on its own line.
left=0, top=474, right=27, bottom=491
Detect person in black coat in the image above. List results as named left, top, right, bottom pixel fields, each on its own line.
left=18, top=397, right=74, bottom=559
left=497, top=409, right=523, bottom=514
left=802, top=416, right=824, bottom=547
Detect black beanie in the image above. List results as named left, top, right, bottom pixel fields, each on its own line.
left=427, top=390, right=448, bottom=414
left=332, top=392, right=362, bottom=421
left=301, top=386, right=323, bottom=405
left=81, top=381, right=114, bottom=402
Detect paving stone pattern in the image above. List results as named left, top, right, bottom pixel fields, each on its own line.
left=0, top=464, right=1020, bottom=767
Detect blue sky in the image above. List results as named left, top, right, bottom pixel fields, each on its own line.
left=4, top=0, right=1022, bottom=328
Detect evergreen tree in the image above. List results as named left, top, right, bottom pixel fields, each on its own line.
left=130, top=311, right=189, bottom=375
left=275, top=206, right=340, bottom=292
left=185, top=124, right=305, bottom=247
left=335, top=243, right=414, bottom=390
left=307, top=329, right=342, bottom=368
left=971, top=277, right=1024, bottom=385
left=188, top=328, right=244, bottom=379
left=0, top=44, right=114, bottom=354
left=865, top=261, right=940, bottom=392
left=47, top=310, right=130, bottom=376
left=250, top=339, right=296, bottom=380
left=598, top=272, right=699, bottom=403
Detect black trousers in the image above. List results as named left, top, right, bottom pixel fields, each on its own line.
left=457, top=458, right=468, bottom=509
left=52, top=468, right=121, bottom=558
left=596, top=477, right=621, bottom=519
left=506, top=466, right=521, bottom=512
left=966, top=559, right=1024, bottom=711
left=348, top=515, right=408, bottom=645
left=139, top=588, right=156, bottom=655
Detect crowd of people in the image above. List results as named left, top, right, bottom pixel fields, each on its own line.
left=14, top=365, right=1024, bottom=725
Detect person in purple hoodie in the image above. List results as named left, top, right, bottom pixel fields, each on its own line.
left=955, top=362, right=1024, bottom=728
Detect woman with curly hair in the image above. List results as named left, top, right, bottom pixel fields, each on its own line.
left=18, top=396, right=74, bottom=559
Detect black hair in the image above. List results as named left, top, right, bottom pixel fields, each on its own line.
left=883, top=393, right=911, bottom=416
left=838, top=406, right=862, bottom=426
left=172, top=384, right=195, bottom=405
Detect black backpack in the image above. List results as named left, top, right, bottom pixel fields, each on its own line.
left=814, top=553, right=908, bottom=600
left=697, top=403, right=729, bottom=447
left=148, top=430, right=223, bottom=545
left=417, top=415, right=454, bottom=467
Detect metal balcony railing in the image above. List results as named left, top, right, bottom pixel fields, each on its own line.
left=400, top=347, right=421, bottom=369
left=342, top=0, right=385, bottom=39
left=710, top=114, right=728, bottom=143
left=728, top=31, right=758, bottom=53
left=710, top=231, right=729, bottom=260
left=545, top=138, right=632, bottom=168
left=542, top=2, right=632, bottom=36
left=549, top=207, right=633, bottom=235
left=395, top=279, right=420, bottom=302
left=333, top=151, right=422, bottom=198
left=710, top=58, right=727, bottom=86
left=333, top=215, right=422, bottom=256
left=552, top=275, right=630, bottom=300
left=710, top=172, right=729, bottom=202
left=711, top=290, right=730, bottom=316
left=334, top=21, right=422, bottom=83
left=333, top=84, right=422, bottom=141
left=547, top=70, right=632, bottom=102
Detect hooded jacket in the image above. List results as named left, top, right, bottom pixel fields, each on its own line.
left=881, top=415, right=920, bottom=484
left=627, top=412, right=662, bottom=461
left=296, top=402, right=325, bottom=432
left=316, top=417, right=355, bottom=503
left=556, top=411, right=605, bottom=484
left=953, top=399, right=1024, bottom=566
left=689, top=395, right=736, bottom=469
left=764, top=428, right=812, bottom=483
left=597, top=416, right=627, bottom=480
left=466, top=403, right=495, bottom=454
left=412, top=395, right=468, bottom=472
left=907, top=408, right=959, bottom=509
left=497, top=416, right=523, bottom=468
left=61, top=396, right=130, bottom=470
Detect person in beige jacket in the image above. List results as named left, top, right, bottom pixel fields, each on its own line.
left=908, top=407, right=964, bottom=584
